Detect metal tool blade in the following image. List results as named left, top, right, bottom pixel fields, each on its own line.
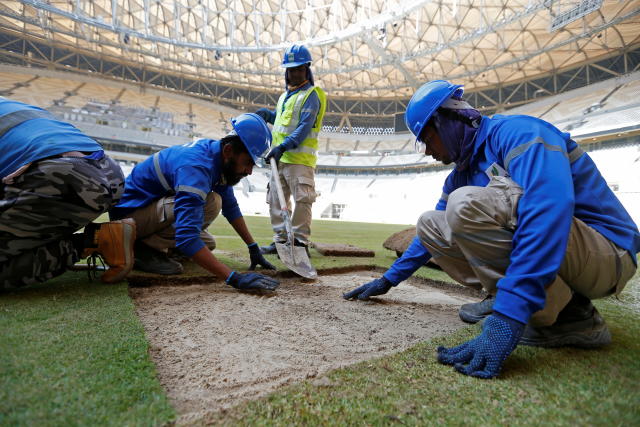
left=270, top=158, right=317, bottom=279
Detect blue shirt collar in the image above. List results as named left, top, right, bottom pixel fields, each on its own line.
left=468, top=115, right=491, bottom=165
left=208, top=139, right=226, bottom=186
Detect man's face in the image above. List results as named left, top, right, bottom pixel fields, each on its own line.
left=222, top=145, right=254, bottom=186
left=418, top=125, right=452, bottom=164
left=287, top=64, right=307, bottom=86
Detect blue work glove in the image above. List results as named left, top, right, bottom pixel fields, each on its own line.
left=248, top=242, right=276, bottom=270
left=264, top=145, right=286, bottom=163
left=437, top=312, right=525, bottom=379
left=385, top=236, right=432, bottom=284
left=343, top=276, right=394, bottom=300
left=255, top=107, right=273, bottom=122
left=226, top=271, right=279, bottom=291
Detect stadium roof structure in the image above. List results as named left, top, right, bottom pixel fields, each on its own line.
left=1, top=0, right=639, bottom=116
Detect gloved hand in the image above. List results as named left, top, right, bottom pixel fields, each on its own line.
left=343, top=276, right=394, bottom=300
left=437, top=312, right=525, bottom=379
left=264, top=145, right=286, bottom=163
left=248, top=242, right=276, bottom=270
left=255, top=108, right=273, bottom=122
left=226, top=271, right=279, bottom=291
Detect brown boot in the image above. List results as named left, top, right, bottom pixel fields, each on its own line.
left=82, top=219, right=136, bottom=283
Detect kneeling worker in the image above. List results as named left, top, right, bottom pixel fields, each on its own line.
left=344, top=80, right=639, bottom=378
left=110, top=113, right=279, bottom=292
left=1, top=97, right=134, bottom=288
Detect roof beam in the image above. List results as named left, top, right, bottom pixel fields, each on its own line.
left=363, top=34, right=419, bottom=88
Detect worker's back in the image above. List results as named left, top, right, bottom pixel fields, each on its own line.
left=0, top=98, right=101, bottom=179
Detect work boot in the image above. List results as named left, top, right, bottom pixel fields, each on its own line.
left=81, top=219, right=136, bottom=283
left=519, top=293, right=611, bottom=348
left=167, top=248, right=189, bottom=263
left=134, top=241, right=183, bottom=275
left=260, top=242, right=278, bottom=255
left=294, top=239, right=311, bottom=258
left=459, top=294, right=494, bottom=324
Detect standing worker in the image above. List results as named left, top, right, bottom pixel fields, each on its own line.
left=0, top=97, right=135, bottom=288
left=110, top=113, right=279, bottom=292
left=344, top=80, right=639, bottom=379
left=256, top=44, right=327, bottom=256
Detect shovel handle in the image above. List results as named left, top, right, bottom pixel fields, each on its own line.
left=270, top=158, right=295, bottom=251
left=270, top=158, right=288, bottom=212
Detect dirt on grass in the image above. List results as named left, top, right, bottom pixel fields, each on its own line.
left=311, top=242, right=375, bottom=257
left=129, top=270, right=476, bottom=423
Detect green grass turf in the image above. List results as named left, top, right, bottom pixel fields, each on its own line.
left=207, top=214, right=413, bottom=273
left=2, top=215, right=639, bottom=425
left=0, top=274, right=175, bottom=425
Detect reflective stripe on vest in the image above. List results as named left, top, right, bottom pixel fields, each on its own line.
left=272, top=88, right=313, bottom=134
left=287, top=145, right=318, bottom=156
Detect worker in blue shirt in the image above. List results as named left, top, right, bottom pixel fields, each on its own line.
left=110, top=113, right=279, bottom=292
left=255, top=44, right=327, bottom=256
left=344, top=80, right=639, bottom=379
left=0, top=97, right=135, bottom=288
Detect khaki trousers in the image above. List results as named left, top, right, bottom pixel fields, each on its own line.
left=126, top=192, right=222, bottom=253
left=267, top=162, right=316, bottom=245
left=416, top=176, right=636, bottom=326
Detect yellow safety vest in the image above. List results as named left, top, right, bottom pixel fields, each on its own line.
left=272, top=85, right=327, bottom=168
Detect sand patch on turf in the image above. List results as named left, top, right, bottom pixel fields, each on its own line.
left=130, top=271, right=475, bottom=423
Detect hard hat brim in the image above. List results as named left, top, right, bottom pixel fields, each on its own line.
left=282, top=61, right=311, bottom=68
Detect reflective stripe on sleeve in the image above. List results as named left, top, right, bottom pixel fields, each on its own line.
left=175, top=185, right=207, bottom=200
left=504, top=137, right=568, bottom=171
left=153, top=152, right=172, bottom=192
left=0, top=109, right=56, bottom=138
left=568, top=145, right=585, bottom=163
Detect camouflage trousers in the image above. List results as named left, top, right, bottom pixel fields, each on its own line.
left=0, top=154, right=124, bottom=289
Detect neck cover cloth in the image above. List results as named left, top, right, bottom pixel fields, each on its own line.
left=432, top=97, right=482, bottom=171
left=285, top=65, right=314, bottom=89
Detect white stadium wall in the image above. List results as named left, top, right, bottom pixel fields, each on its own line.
left=231, top=143, right=640, bottom=227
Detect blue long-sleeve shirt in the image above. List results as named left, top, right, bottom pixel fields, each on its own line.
left=384, top=114, right=640, bottom=324
left=0, top=98, right=102, bottom=179
left=257, top=82, right=320, bottom=151
left=110, top=139, right=242, bottom=257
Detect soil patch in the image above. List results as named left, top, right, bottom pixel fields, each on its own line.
left=311, top=242, right=375, bottom=257
left=382, top=228, right=443, bottom=270
left=130, top=271, right=476, bottom=423
left=383, top=227, right=416, bottom=255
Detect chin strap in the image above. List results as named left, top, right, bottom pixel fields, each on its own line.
left=287, top=80, right=309, bottom=92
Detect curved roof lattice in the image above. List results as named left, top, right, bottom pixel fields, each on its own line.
left=0, top=0, right=638, bottom=99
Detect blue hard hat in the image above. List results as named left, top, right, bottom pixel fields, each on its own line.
left=230, top=113, right=272, bottom=164
left=405, top=80, right=464, bottom=140
left=282, top=44, right=312, bottom=68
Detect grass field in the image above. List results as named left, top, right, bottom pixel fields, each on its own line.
left=1, top=215, right=638, bottom=425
